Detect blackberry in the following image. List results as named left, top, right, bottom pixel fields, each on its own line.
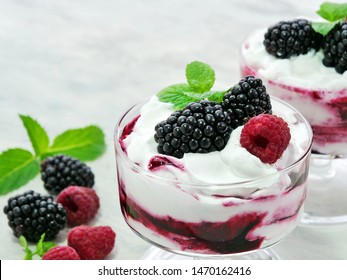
left=322, top=21, right=347, bottom=74
left=221, top=76, right=272, bottom=129
left=154, top=100, right=232, bottom=158
left=41, top=155, right=95, bottom=195
left=3, top=190, right=67, bottom=242
left=264, top=19, right=322, bottom=58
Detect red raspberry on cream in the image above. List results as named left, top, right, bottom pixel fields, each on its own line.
left=240, top=114, right=291, bottom=164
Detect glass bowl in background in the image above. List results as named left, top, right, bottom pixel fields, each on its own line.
left=240, top=29, right=347, bottom=226
left=114, top=97, right=313, bottom=259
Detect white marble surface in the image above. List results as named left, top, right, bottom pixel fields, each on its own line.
left=1, top=0, right=347, bottom=260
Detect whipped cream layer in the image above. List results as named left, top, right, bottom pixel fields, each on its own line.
left=241, top=29, right=347, bottom=91
left=123, top=95, right=308, bottom=197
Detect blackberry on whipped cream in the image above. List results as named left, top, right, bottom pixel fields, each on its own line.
left=322, top=21, right=347, bottom=74
left=154, top=100, right=232, bottom=158
left=263, top=19, right=322, bottom=59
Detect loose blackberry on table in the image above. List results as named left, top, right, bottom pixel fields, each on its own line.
left=3, top=190, right=67, bottom=242
left=40, top=155, right=95, bottom=195
left=322, top=21, right=347, bottom=74
left=263, top=19, right=322, bottom=59
left=154, top=100, right=232, bottom=158
left=221, top=76, right=272, bottom=128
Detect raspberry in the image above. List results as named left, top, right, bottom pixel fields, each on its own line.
left=263, top=19, right=322, bottom=59
left=221, top=76, right=272, bottom=128
left=3, top=190, right=66, bottom=242
left=42, top=245, right=80, bottom=260
left=240, top=114, right=291, bottom=164
left=154, top=100, right=232, bottom=158
left=40, top=155, right=95, bottom=195
left=56, top=186, right=100, bottom=226
left=322, top=21, right=347, bottom=74
left=68, top=225, right=116, bottom=260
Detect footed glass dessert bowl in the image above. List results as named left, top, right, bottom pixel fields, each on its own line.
left=114, top=95, right=313, bottom=259
left=240, top=17, right=347, bottom=226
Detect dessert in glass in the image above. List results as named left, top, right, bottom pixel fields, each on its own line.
left=240, top=12, right=347, bottom=225
left=114, top=62, right=313, bottom=259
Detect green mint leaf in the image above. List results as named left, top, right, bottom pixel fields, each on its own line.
left=312, top=21, right=337, bottom=35
left=19, top=236, right=33, bottom=260
left=35, top=233, right=45, bottom=257
left=157, top=83, right=197, bottom=110
left=186, top=61, right=215, bottom=93
left=44, top=125, right=106, bottom=161
left=0, top=149, right=39, bottom=195
left=19, top=115, right=49, bottom=156
left=183, top=90, right=227, bottom=103
left=316, top=2, right=347, bottom=22
left=206, top=90, right=227, bottom=103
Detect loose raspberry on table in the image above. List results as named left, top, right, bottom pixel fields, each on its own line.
left=42, top=245, right=80, bottom=260
left=240, top=114, right=291, bottom=164
left=68, top=225, right=116, bottom=260
left=56, top=186, right=100, bottom=226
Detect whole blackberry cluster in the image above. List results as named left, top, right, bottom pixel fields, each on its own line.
left=41, top=155, right=95, bottom=195
left=263, top=19, right=322, bottom=58
left=322, top=21, right=347, bottom=74
left=3, top=190, right=67, bottom=242
left=154, top=100, right=232, bottom=158
left=221, top=76, right=272, bottom=128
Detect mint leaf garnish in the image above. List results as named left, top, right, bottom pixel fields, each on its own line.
left=19, top=233, right=56, bottom=259
left=19, top=236, right=33, bottom=260
left=35, top=233, right=46, bottom=257
left=312, top=21, right=337, bottom=35
left=19, top=115, right=49, bottom=157
left=156, top=61, right=228, bottom=109
left=44, top=125, right=106, bottom=161
left=35, top=233, right=56, bottom=257
left=316, top=2, right=347, bottom=22
left=157, top=83, right=197, bottom=109
left=183, top=90, right=227, bottom=103
left=0, top=149, right=39, bottom=195
left=186, top=61, right=215, bottom=93
left=206, top=91, right=227, bottom=103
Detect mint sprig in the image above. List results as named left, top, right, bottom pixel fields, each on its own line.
left=19, top=233, right=56, bottom=260
left=0, top=115, right=106, bottom=195
left=20, top=115, right=50, bottom=156
left=311, top=21, right=338, bottom=35
left=312, top=2, right=347, bottom=35
left=157, top=61, right=228, bottom=109
left=316, top=2, right=347, bottom=22
left=0, top=149, right=39, bottom=195
left=186, top=61, right=215, bottom=93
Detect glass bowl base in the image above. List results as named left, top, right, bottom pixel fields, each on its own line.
left=141, top=246, right=280, bottom=260
left=300, top=156, right=347, bottom=226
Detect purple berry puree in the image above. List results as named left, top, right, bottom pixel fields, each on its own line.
left=119, top=178, right=265, bottom=254
left=119, top=115, right=140, bottom=152
left=241, top=65, right=347, bottom=153
left=118, top=177, right=304, bottom=254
